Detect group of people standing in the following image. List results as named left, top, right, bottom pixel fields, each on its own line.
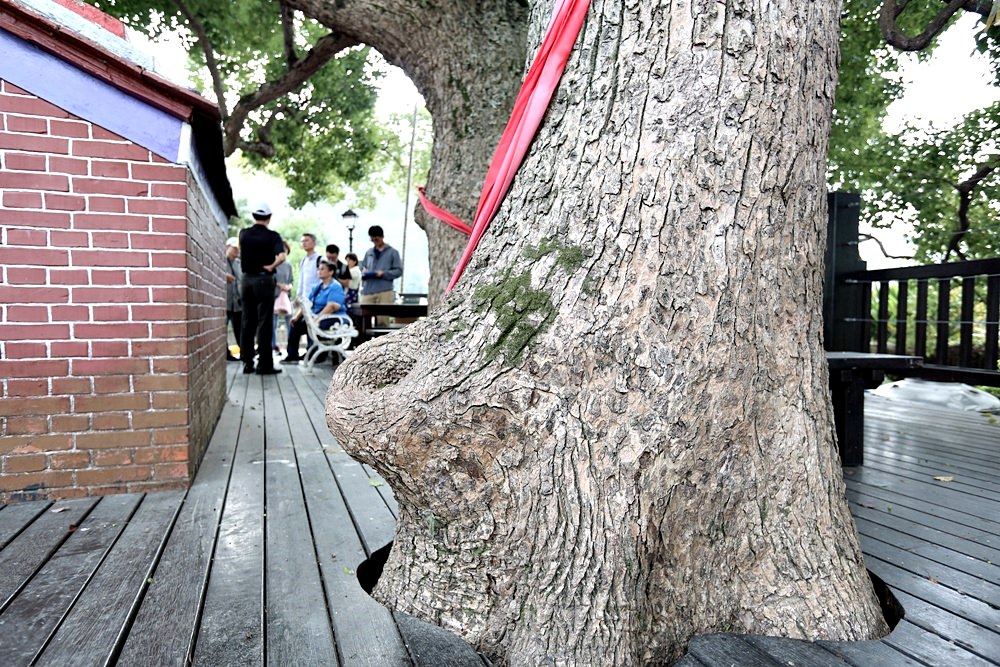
left=224, top=202, right=403, bottom=374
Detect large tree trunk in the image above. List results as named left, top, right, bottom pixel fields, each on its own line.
left=287, top=0, right=528, bottom=304
left=326, top=1, right=889, bottom=663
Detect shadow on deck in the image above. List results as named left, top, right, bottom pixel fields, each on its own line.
left=0, top=364, right=997, bottom=665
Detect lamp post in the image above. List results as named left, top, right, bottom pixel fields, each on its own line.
left=342, top=209, right=358, bottom=253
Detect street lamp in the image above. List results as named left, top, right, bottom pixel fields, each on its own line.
left=342, top=209, right=358, bottom=253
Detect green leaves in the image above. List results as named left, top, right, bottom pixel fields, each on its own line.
left=830, top=1, right=1000, bottom=262
left=866, top=103, right=1000, bottom=262
left=241, top=47, right=383, bottom=208
left=88, top=0, right=384, bottom=209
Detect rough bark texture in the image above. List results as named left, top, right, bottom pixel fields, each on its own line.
left=327, top=1, right=889, bottom=664
left=286, top=0, right=529, bottom=304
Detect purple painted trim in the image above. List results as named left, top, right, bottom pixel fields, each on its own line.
left=0, top=29, right=183, bottom=162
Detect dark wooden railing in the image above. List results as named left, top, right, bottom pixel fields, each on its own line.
left=824, top=192, right=1000, bottom=387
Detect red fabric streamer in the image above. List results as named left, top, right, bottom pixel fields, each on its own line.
left=418, top=0, right=590, bottom=292
left=417, top=187, right=472, bottom=236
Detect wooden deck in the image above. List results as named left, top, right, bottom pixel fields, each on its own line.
left=0, top=365, right=997, bottom=665
left=0, top=363, right=484, bottom=666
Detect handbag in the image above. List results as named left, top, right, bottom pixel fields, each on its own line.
left=274, top=290, right=293, bottom=315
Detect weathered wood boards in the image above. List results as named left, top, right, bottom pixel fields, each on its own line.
left=0, top=369, right=994, bottom=666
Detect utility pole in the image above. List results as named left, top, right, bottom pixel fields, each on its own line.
left=400, top=101, right=419, bottom=296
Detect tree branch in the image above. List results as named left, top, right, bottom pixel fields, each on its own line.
left=169, top=0, right=229, bottom=120
left=960, top=0, right=996, bottom=18
left=858, top=233, right=915, bottom=260
left=879, top=0, right=969, bottom=51
left=235, top=111, right=282, bottom=159
left=223, top=31, right=359, bottom=155
left=237, top=140, right=277, bottom=158
left=947, top=155, right=999, bottom=259
left=279, top=1, right=299, bottom=66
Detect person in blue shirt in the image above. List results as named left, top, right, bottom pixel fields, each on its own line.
left=283, top=259, right=349, bottom=363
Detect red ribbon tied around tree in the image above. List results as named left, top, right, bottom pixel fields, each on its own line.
left=418, top=0, right=590, bottom=292
left=416, top=187, right=473, bottom=236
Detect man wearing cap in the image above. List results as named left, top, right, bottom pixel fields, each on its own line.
left=238, top=202, right=286, bottom=375
left=224, top=237, right=242, bottom=362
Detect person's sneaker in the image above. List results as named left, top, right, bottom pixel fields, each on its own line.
left=282, top=358, right=299, bottom=365
left=242, top=365, right=255, bottom=374
left=256, top=367, right=283, bottom=375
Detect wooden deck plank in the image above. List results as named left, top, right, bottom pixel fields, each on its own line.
left=883, top=619, right=997, bottom=667
left=278, top=369, right=413, bottom=666
left=0, top=500, right=50, bottom=550
left=743, top=635, right=869, bottom=667
left=865, top=432, right=1000, bottom=474
left=685, top=634, right=784, bottom=666
left=263, top=374, right=339, bottom=667
left=116, top=379, right=249, bottom=667
left=192, top=375, right=266, bottom=666
left=849, top=465, right=1000, bottom=523
left=845, top=466, right=1000, bottom=531
left=0, top=497, right=97, bottom=610
left=865, top=440, right=1000, bottom=483
left=34, top=491, right=183, bottom=667
left=847, top=488, right=999, bottom=557
left=864, top=555, right=1000, bottom=632
left=884, top=581, right=1000, bottom=665
left=817, top=635, right=929, bottom=666
left=865, top=404, right=1000, bottom=444
left=860, top=456, right=1000, bottom=503
left=0, top=493, right=141, bottom=664
left=855, top=517, right=1000, bottom=600
left=297, top=370, right=397, bottom=555
left=394, top=611, right=489, bottom=667
left=293, top=366, right=487, bottom=665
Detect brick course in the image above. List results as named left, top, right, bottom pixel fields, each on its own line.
left=0, top=80, right=226, bottom=502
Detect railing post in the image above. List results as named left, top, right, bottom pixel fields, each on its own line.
left=986, top=276, right=999, bottom=372
left=895, top=280, right=909, bottom=355
left=936, top=279, right=951, bottom=365
left=824, top=192, right=869, bottom=352
left=959, top=277, right=975, bottom=367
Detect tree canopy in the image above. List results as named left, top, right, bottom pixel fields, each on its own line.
left=99, top=0, right=999, bottom=279
left=830, top=0, right=1000, bottom=262
left=91, top=0, right=389, bottom=207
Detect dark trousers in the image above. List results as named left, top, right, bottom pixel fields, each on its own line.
left=240, top=273, right=276, bottom=370
left=226, top=310, right=242, bottom=353
left=284, top=318, right=309, bottom=360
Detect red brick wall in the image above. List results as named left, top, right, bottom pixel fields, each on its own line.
left=184, top=170, right=227, bottom=472
left=0, top=79, right=225, bottom=501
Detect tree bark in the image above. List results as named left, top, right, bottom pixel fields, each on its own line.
left=285, top=0, right=529, bottom=304
left=327, top=1, right=889, bottom=663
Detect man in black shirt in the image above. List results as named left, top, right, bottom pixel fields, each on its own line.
left=238, top=203, right=287, bottom=375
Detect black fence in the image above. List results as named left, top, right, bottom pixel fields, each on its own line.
left=824, top=193, right=1000, bottom=387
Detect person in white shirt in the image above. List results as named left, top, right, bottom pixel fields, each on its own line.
left=298, top=233, right=321, bottom=304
